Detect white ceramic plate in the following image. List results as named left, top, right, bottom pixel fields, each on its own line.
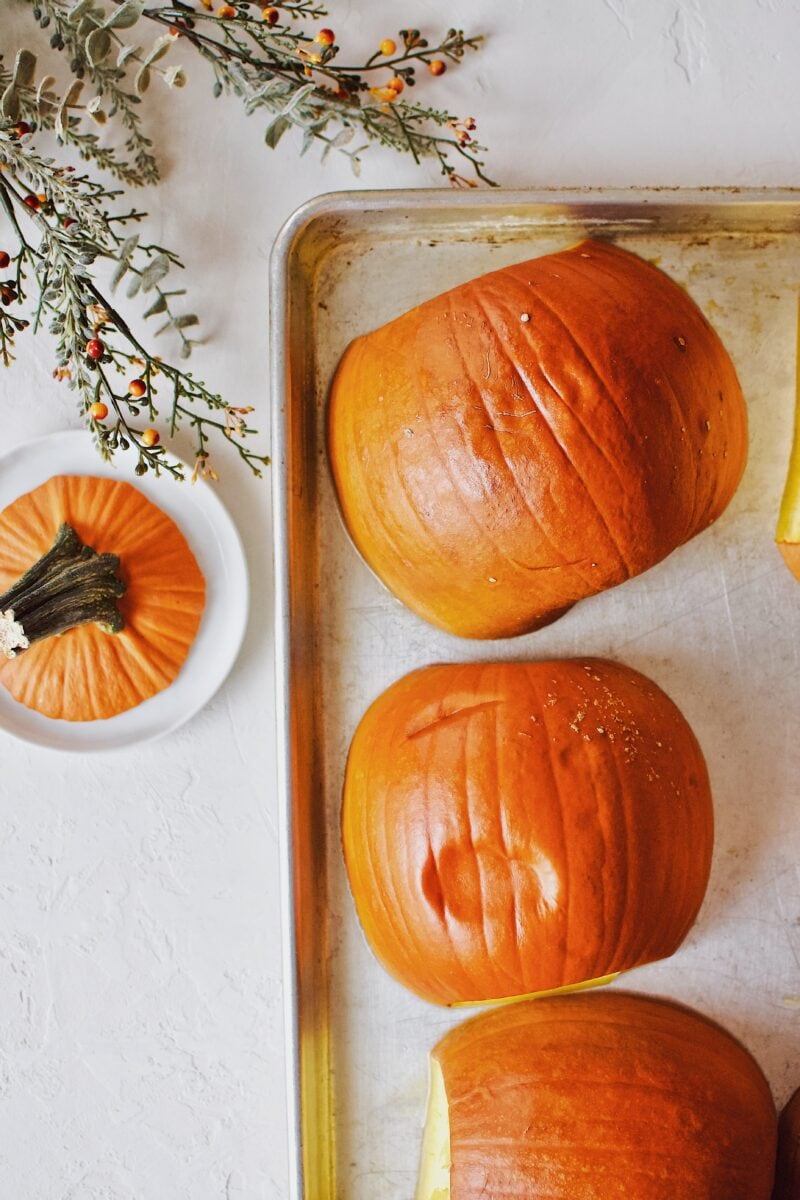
left=0, top=430, right=248, bottom=752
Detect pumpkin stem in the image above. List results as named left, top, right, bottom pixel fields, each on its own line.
left=0, top=523, right=126, bottom=659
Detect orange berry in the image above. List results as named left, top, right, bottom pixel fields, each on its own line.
left=128, top=378, right=147, bottom=398
left=428, top=59, right=446, bottom=76
left=315, top=28, right=335, bottom=45
left=380, top=38, right=397, bottom=56
left=388, top=75, right=404, bottom=93
left=217, top=4, right=236, bottom=17
left=141, top=428, right=160, bottom=448
left=89, top=401, right=108, bottom=421
left=262, top=6, right=279, bottom=22
left=36, top=193, right=47, bottom=205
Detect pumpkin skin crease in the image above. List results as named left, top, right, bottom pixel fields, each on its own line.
left=429, top=991, right=776, bottom=1200
left=774, top=1087, right=800, bottom=1199
left=328, top=239, right=748, bottom=639
left=342, top=659, right=713, bottom=1007
left=0, top=475, right=206, bottom=721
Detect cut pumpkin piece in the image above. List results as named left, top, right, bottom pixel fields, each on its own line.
left=777, top=296, right=800, bottom=579
left=0, top=475, right=205, bottom=721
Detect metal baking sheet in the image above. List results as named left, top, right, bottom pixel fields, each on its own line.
left=271, top=189, right=800, bottom=1200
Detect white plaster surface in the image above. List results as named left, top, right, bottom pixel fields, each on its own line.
left=0, top=1, right=798, bottom=1196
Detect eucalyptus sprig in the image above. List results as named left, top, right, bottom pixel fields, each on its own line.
left=0, top=2, right=490, bottom=479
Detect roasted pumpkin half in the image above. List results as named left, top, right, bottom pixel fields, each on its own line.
left=416, top=991, right=776, bottom=1200
left=342, top=658, right=712, bottom=1006
left=329, top=240, right=747, bottom=639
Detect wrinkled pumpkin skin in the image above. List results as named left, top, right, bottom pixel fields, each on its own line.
left=431, top=992, right=776, bottom=1200
left=774, top=1088, right=800, bottom=1200
left=342, top=658, right=713, bottom=1007
left=0, top=475, right=206, bottom=722
left=329, top=240, right=748, bottom=639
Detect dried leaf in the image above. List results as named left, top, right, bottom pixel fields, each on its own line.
left=139, top=254, right=170, bottom=292
left=144, top=36, right=173, bottom=67
left=120, top=234, right=140, bottom=262
left=163, top=66, right=187, bottom=89
left=0, top=85, right=20, bottom=122
left=282, top=82, right=315, bottom=116
left=67, top=0, right=100, bottom=20
left=85, top=28, right=112, bottom=67
left=117, top=44, right=140, bottom=68
left=104, top=0, right=146, bottom=30
left=36, top=75, right=58, bottom=107
left=13, top=50, right=37, bottom=89
left=134, top=65, right=151, bottom=95
left=264, top=114, right=292, bottom=148
left=143, top=294, right=168, bottom=318
left=110, top=259, right=129, bottom=291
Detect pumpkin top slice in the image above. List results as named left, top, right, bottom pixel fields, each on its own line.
left=0, top=474, right=206, bottom=722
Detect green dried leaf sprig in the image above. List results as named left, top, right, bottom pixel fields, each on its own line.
left=0, top=130, right=268, bottom=479
left=0, top=3, right=490, bottom=479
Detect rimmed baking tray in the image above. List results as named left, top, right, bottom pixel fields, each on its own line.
left=271, top=188, right=800, bottom=1200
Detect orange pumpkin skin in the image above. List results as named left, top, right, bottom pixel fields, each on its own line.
left=0, top=475, right=206, bottom=721
left=342, top=659, right=712, bottom=1006
left=433, top=991, right=776, bottom=1200
left=774, top=1088, right=800, bottom=1199
left=329, top=240, right=747, bottom=639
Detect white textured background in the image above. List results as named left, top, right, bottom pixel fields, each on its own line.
left=1, top=1, right=799, bottom=1197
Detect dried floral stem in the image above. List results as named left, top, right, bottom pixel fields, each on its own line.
left=0, top=3, right=490, bottom=479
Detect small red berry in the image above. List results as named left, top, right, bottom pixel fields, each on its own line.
left=315, top=28, right=335, bottom=45
left=13, top=122, right=32, bottom=138
left=0, top=251, right=10, bottom=270
left=89, top=401, right=109, bottom=421
left=141, top=428, right=160, bottom=448
left=261, top=6, right=279, bottom=23
left=23, top=194, right=41, bottom=211
left=86, top=338, right=105, bottom=360
left=62, top=217, right=76, bottom=229
left=428, top=59, right=446, bottom=76
left=128, top=378, right=147, bottom=399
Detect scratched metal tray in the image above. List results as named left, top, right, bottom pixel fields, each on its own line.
left=271, top=189, right=800, bottom=1200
